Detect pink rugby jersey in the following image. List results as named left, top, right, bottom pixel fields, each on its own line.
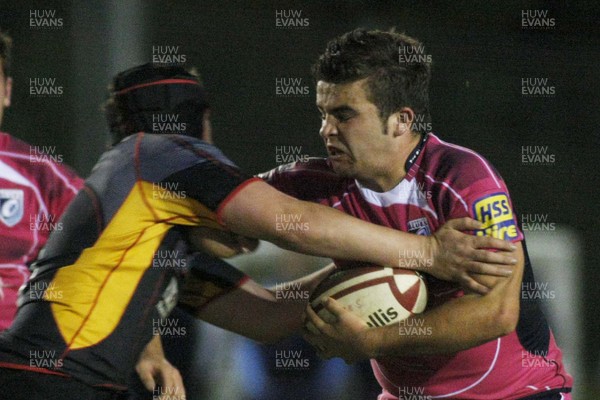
left=261, top=133, right=572, bottom=400
left=0, top=132, right=82, bottom=330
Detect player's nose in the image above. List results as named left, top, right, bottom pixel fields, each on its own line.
left=319, top=117, right=338, bottom=139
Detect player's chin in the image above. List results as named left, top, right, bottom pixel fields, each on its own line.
left=329, top=161, right=354, bottom=178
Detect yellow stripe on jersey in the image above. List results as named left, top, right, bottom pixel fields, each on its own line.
left=50, top=181, right=222, bottom=350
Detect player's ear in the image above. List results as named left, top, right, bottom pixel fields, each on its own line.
left=387, top=107, right=413, bottom=137
left=3, top=77, right=12, bottom=108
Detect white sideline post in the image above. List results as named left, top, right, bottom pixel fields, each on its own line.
left=522, top=225, right=582, bottom=398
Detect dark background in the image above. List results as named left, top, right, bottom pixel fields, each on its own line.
left=1, top=0, right=598, bottom=396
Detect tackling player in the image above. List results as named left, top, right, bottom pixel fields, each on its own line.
left=0, top=31, right=82, bottom=329
left=0, top=32, right=187, bottom=399
left=263, top=29, right=573, bottom=399
left=0, top=63, right=516, bottom=399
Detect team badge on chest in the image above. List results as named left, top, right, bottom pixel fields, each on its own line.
left=0, top=189, right=24, bottom=227
left=407, top=217, right=431, bottom=236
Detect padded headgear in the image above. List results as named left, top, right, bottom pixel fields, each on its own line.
left=108, top=63, right=209, bottom=144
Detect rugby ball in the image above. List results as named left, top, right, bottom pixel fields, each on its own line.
left=309, top=266, right=427, bottom=330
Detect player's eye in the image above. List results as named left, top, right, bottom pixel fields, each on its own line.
left=336, top=112, right=354, bottom=122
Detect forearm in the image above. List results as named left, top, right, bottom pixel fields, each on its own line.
left=221, top=181, right=431, bottom=268
left=368, top=245, right=524, bottom=357
left=263, top=263, right=337, bottom=336
left=257, top=200, right=430, bottom=268
left=370, top=294, right=505, bottom=356
left=270, top=262, right=336, bottom=296
left=198, top=264, right=335, bottom=343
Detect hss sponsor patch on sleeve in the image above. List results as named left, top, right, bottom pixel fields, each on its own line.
left=472, top=193, right=519, bottom=240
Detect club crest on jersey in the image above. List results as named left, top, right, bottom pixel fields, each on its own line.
left=408, top=217, right=431, bottom=236
left=0, top=189, right=24, bottom=227
left=472, top=193, right=519, bottom=240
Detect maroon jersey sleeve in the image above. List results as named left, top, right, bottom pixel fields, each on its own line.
left=259, top=158, right=349, bottom=202
left=428, top=143, right=523, bottom=243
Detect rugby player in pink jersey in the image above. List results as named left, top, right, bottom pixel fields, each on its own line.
left=265, top=29, right=573, bottom=399
left=0, top=31, right=83, bottom=331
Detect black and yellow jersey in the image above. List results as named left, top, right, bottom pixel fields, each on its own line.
left=0, top=132, right=256, bottom=390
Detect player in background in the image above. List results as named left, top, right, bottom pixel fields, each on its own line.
left=0, top=63, right=517, bottom=399
left=0, top=35, right=186, bottom=399
left=261, top=29, right=573, bottom=399
left=0, top=31, right=82, bottom=330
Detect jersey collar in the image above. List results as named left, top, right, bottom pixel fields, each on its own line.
left=404, top=133, right=430, bottom=173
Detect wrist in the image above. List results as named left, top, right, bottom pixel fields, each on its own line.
left=362, top=327, right=381, bottom=359
left=424, top=235, right=437, bottom=270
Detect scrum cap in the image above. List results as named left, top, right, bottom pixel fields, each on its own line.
left=108, top=63, right=209, bottom=143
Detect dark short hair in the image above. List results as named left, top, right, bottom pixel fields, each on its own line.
left=0, top=30, right=12, bottom=79
left=105, top=63, right=209, bottom=145
left=312, top=28, right=431, bottom=133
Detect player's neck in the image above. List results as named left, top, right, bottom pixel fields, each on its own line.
left=357, top=134, right=422, bottom=192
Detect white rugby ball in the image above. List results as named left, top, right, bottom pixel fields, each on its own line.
left=309, top=266, right=427, bottom=330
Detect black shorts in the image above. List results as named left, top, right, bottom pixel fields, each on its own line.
left=0, top=368, right=128, bottom=400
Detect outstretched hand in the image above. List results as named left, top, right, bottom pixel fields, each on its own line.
left=430, top=217, right=517, bottom=294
